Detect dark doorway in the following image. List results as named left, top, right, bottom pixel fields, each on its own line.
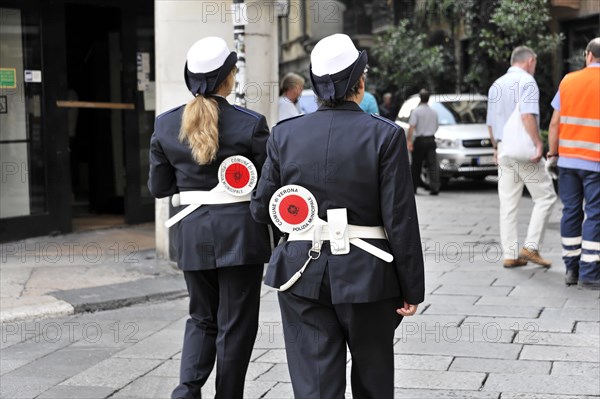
left=65, top=3, right=125, bottom=225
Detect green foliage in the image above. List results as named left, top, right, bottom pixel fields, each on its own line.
left=370, top=20, right=446, bottom=101
left=465, top=0, right=563, bottom=92
left=465, top=0, right=563, bottom=127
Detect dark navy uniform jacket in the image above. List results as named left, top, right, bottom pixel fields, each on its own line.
left=149, top=96, right=271, bottom=271
left=250, top=101, right=425, bottom=304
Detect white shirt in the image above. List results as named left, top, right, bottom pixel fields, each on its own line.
left=486, top=66, right=539, bottom=141
left=278, top=96, right=302, bottom=122
left=408, top=103, right=439, bottom=137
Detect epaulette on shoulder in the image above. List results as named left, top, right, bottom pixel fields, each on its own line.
left=274, top=113, right=305, bottom=127
left=233, top=105, right=261, bottom=119
left=370, top=114, right=399, bottom=129
left=156, top=104, right=184, bottom=120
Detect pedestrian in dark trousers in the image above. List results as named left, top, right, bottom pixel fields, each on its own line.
left=251, top=33, right=425, bottom=398
left=407, top=89, right=440, bottom=195
left=547, top=37, right=600, bottom=290
left=148, top=37, right=271, bottom=398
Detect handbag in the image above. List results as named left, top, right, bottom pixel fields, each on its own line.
left=499, top=101, right=537, bottom=161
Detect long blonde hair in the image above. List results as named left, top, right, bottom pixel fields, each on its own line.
left=179, top=71, right=235, bottom=165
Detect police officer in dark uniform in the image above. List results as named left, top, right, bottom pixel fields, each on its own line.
left=148, top=37, right=271, bottom=399
left=251, top=34, right=425, bottom=398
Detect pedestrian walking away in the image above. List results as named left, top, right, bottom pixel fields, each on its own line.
left=547, top=37, right=600, bottom=290
left=407, top=88, right=441, bottom=195
left=250, top=33, right=425, bottom=398
left=486, top=45, right=557, bottom=268
left=148, top=36, right=272, bottom=398
left=278, top=72, right=305, bottom=122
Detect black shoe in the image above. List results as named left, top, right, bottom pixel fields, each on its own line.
left=577, top=280, right=600, bottom=290
left=430, top=191, right=439, bottom=196
left=565, top=269, right=578, bottom=286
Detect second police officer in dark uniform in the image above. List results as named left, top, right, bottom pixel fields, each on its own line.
left=148, top=37, right=271, bottom=399
left=251, top=34, right=425, bottom=398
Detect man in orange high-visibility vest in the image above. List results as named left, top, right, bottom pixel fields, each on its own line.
left=547, top=37, right=600, bottom=290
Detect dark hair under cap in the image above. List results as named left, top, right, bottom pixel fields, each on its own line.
left=310, top=50, right=368, bottom=101
left=184, top=52, right=238, bottom=97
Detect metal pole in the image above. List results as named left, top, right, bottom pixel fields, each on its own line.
left=233, top=0, right=246, bottom=107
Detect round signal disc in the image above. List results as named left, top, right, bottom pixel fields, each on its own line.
left=218, top=155, right=258, bottom=196
left=269, top=185, right=318, bottom=233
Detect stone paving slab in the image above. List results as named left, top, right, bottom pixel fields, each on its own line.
left=514, top=330, right=600, bottom=347
left=551, top=361, right=600, bottom=378
left=540, top=307, right=600, bottom=322
left=449, top=358, right=551, bottom=374
left=425, top=304, right=542, bottom=318
left=394, top=354, right=453, bottom=370
left=394, top=389, right=500, bottom=398
left=499, top=394, right=598, bottom=399
left=483, top=374, right=600, bottom=396
left=394, top=369, right=486, bottom=390
left=112, top=327, right=182, bottom=360
left=36, top=385, right=115, bottom=399
left=574, top=321, right=600, bottom=335
left=519, top=345, right=600, bottom=362
left=463, top=316, right=576, bottom=333
left=394, top=340, right=523, bottom=360
left=60, top=358, right=162, bottom=389
left=432, top=285, right=514, bottom=297
left=476, top=295, right=567, bottom=308
left=110, top=375, right=181, bottom=398
left=0, top=376, right=68, bottom=399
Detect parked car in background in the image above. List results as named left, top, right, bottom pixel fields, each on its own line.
left=395, top=93, right=497, bottom=186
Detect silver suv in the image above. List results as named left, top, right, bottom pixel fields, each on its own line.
left=395, top=93, right=497, bottom=186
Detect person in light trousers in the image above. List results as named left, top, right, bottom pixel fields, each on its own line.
left=486, top=46, right=557, bottom=268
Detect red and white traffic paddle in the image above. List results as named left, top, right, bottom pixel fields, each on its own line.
left=166, top=155, right=257, bottom=227
left=268, top=185, right=319, bottom=233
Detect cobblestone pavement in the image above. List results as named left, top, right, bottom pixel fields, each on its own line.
left=1, top=180, right=599, bottom=398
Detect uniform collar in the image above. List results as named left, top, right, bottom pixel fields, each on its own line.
left=208, top=94, right=232, bottom=108
left=317, top=100, right=363, bottom=112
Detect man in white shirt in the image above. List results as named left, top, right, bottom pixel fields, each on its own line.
left=486, top=46, right=557, bottom=268
left=407, top=89, right=440, bottom=195
left=278, top=72, right=304, bottom=122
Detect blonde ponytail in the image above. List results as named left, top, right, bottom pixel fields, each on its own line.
left=179, top=96, right=220, bottom=165
left=179, top=70, right=235, bottom=165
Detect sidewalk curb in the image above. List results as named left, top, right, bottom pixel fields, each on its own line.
left=0, top=300, right=75, bottom=323
left=1, top=275, right=187, bottom=323
left=49, top=274, right=187, bottom=313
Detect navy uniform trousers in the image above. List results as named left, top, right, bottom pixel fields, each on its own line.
left=172, top=264, right=263, bottom=399
left=250, top=101, right=425, bottom=398
left=278, top=264, right=402, bottom=399
left=148, top=97, right=272, bottom=399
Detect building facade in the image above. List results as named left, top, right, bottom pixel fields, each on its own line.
left=0, top=0, right=277, bottom=253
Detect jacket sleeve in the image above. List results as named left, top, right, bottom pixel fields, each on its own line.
left=252, top=115, right=270, bottom=174
left=379, top=126, right=425, bottom=304
left=250, top=130, right=280, bottom=225
left=148, top=131, right=178, bottom=198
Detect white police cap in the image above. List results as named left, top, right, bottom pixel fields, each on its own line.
left=184, top=37, right=238, bottom=96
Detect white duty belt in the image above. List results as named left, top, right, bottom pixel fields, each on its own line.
left=165, top=155, right=258, bottom=228
left=269, top=185, right=394, bottom=291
